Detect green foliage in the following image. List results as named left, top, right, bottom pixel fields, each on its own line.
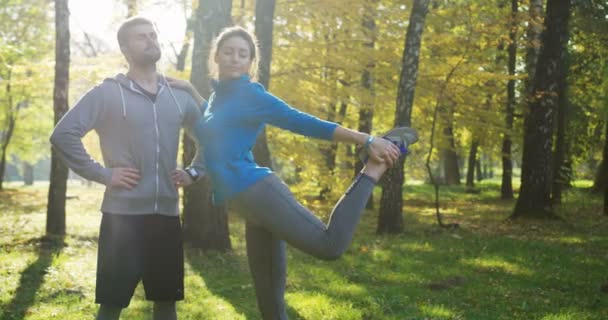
left=0, top=0, right=53, bottom=168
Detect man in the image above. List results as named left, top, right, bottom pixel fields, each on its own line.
left=50, top=17, right=204, bottom=320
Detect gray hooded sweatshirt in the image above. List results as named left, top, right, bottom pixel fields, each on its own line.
left=50, top=73, right=204, bottom=216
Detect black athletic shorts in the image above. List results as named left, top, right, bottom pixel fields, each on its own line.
left=95, top=213, right=184, bottom=308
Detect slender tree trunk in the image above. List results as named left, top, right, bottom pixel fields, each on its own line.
left=512, top=0, right=571, bottom=219
left=46, top=0, right=70, bottom=235
left=125, top=0, right=137, bottom=17
left=552, top=47, right=570, bottom=204
left=355, top=3, right=377, bottom=208
left=0, top=117, right=15, bottom=190
left=182, top=0, right=232, bottom=251
left=23, top=162, right=34, bottom=185
left=378, top=0, right=430, bottom=234
left=0, top=69, right=15, bottom=190
left=476, top=157, right=483, bottom=181
left=604, top=180, right=608, bottom=216
left=176, top=37, right=191, bottom=71
left=441, top=116, right=461, bottom=185
left=524, top=0, right=544, bottom=99
left=595, top=119, right=608, bottom=194
left=466, top=140, right=479, bottom=188
left=604, top=120, right=608, bottom=215
left=501, top=0, right=518, bottom=199
left=252, top=0, right=275, bottom=169
left=253, top=0, right=275, bottom=168
left=0, top=139, right=8, bottom=189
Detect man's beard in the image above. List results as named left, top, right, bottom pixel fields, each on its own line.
left=134, top=46, right=161, bottom=65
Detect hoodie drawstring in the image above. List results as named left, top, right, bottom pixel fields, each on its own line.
left=117, top=82, right=127, bottom=119
left=115, top=73, right=184, bottom=120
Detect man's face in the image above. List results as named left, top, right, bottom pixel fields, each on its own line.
left=123, top=23, right=161, bottom=66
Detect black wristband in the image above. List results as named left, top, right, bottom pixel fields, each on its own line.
left=185, top=167, right=200, bottom=181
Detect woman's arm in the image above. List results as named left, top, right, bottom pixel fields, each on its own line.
left=166, top=78, right=205, bottom=106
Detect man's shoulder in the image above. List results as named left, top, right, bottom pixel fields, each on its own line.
left=81, top=78, right=117, bottom=96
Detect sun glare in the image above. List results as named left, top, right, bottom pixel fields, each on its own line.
left=68, top=0, right=187, bottom=53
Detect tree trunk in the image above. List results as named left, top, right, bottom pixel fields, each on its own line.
left=378, top=0, right=430, bottom=234
left=0, top=69, right=16, bottom=191
left=594, top=119, right=608, bottom=194
left=552, top=47, right=570, bottom=204
left=466, top=140, right=479, bottom=188
left=475, top=157, right=483, bottom=181
left=356, top=3, right=377, bottom=208
left=0, top=139, right=8, bottom=189
left=252, top=0, right=275, bottom=169
left=512, top=0, right=571, bottom=219
left=0, top=116, right=15, bottom=190
left=182, top=0, right=232, bottom=251
left=46, top=0, right=70, bottom=235
left=176, top=39, right=190, bottom=71
left=125, top=0, right=137, bottom=18
left=501, top=0, right=518, bottom=200
left=441, top=120, right=461, bottom=185
left=604, top=119, right=608, bottom=215
left=524, top=0, right=544, bottom=99
left=23, top=162, right=34, bottom=185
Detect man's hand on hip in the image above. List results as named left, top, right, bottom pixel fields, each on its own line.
left=171, top=169, right=194, bottom=188
left=110, top=167, right=140, bottom=189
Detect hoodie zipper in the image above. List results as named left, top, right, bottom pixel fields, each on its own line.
left=128, top=80, right=162, bottom=213
left=152, top=101, right=160, bottom=213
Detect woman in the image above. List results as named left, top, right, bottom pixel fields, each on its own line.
left=171, top=26, right=418, bottom=320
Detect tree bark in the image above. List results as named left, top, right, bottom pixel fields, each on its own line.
left=23, top=162, right=34, bottom=185
left=252, top=0, right=275, bottom=169
left=552, top=46, right=570, bottom=204
left=356, top=3, right=377, bottom=208
left=0, top=69, right=16, bottom=190
left=512, top=0, right=571, bottom=219
left=46, top=0, right=70, bottom=235
left=440, top=116, right=460, bottom=185
left=378, top=0, right=430, bottom=234
left=466, top=140, right=479, bottom=188
left=182, top=0, right=233, bottom=251
left=125, top=0, right=137, bottom=18
left=604, top=119, right=608, bottom=215
left=501, top=0, right=518, bottom=199
left=524, top=0, right=544, bottom=99
left=475, top=156, right=483, bottom=181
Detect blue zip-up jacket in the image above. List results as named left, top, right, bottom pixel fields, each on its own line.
left=194, top=75, right=338, bottom=205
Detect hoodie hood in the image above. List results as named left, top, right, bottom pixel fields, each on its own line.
left=104, top=73, right=184, bottom=119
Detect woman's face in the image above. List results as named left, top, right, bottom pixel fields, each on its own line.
left=215, top=36, right=252, bottom=80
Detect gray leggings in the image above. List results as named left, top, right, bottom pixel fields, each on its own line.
left=231, top=173, right=376, bottom=320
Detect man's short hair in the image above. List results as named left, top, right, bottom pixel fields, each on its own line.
left=116, top=17, right=155, bottom=48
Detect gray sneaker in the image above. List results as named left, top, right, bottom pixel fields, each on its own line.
left=358, top=127, right=419, bottom=164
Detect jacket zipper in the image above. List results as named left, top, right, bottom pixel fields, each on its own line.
left=130, top=81, right=162, bottom=213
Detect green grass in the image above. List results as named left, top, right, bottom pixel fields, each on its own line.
left=1, top=181, right=607, bottom=319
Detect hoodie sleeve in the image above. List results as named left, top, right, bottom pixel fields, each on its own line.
left=249, top=83, right=338, bottom=141
left=182, top=95, right=206, bottom=177
left=49, top=86, right=113, bottom=186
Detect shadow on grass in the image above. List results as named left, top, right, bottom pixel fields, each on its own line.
left=185, top=247, right=306, bottom=320
left=0, top=235, right=66, bottom=320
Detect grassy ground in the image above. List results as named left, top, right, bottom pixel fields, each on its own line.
left=0, top=181, right=607, bottom=320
